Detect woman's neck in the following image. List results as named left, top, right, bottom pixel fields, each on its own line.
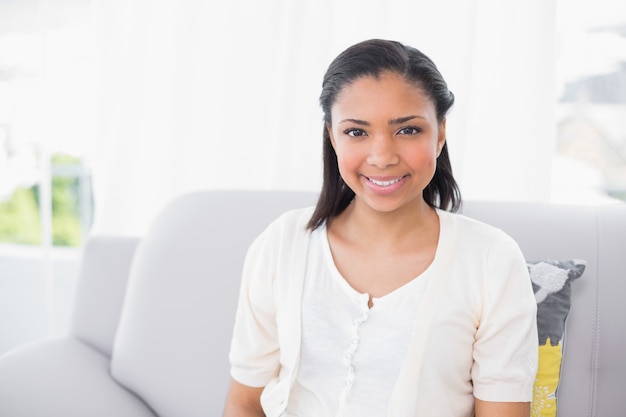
left=330, top=197, right=439, bottom=250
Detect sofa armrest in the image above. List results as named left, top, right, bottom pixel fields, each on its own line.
left=0, top=337, right=155, bottom=417
left=70, top=235, right=140, bottom=357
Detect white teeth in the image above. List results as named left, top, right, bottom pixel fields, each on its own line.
left=369, top=177, right=402, bottom=186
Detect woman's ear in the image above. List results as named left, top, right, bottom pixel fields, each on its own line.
left=437, top=119, right=447, bottom=157
left=326, top=123, right=336, bottom=149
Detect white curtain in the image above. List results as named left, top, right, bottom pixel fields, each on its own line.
left=90, top=0, right=557, bottom=236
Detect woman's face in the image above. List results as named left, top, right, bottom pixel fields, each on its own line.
left=328, top=71, right=446, bottom=216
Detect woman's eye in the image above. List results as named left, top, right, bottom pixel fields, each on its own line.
left=398, top=126, right=421, bottom=135
left=345, top=128, right=367, bottom=137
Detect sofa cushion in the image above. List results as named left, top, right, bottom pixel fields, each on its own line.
left=528, top=259, right=586, bottom=417
left=0, top=337, right=155, bottom=417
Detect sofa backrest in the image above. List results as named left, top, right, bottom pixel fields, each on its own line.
left=70, top=235, right=140, bottom=357
left=75, top=191, right=626, bottom=417
left=462, top=201, right=626, bottom=417
left=108, top=190, right=319, bottom=417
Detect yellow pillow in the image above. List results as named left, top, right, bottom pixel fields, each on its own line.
left=532, top=339, right=562, bottom=417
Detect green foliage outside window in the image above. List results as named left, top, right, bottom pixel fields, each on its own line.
left=0, top=186, right=41, bottom=245
left=50, top=154, right=84, bottom=247
left=0, top=153, right=88, bottom=247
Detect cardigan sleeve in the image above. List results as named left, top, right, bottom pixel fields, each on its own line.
left=471, top=230, right=538, bottom=402
left=228, top=223, right=282, bottom=387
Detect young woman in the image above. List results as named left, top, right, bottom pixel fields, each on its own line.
left=223, top=39, right=537, bottom=417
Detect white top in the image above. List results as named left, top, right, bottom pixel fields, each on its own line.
left=229, top=207, right=538, bottom=417
left=286, top=225, right=429, bottom=417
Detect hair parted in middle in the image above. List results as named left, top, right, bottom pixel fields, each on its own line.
left=307, top=39, right=462, bottom=230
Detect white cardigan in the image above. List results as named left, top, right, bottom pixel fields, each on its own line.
left=229, top=207, right=538, bottom=417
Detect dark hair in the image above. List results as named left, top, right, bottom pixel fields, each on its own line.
left=308, top=39, right=461, bottom=230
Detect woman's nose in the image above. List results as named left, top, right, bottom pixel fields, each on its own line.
left=366, top=135, right=399, bottom=168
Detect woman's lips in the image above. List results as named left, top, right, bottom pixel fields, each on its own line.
left=362, top=175, right=408, bottom=194
left=368, top=177, right=404, bottom=186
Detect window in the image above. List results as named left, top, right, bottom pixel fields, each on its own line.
left=0, top=0, right=94, bottom=248
left=0, top=0, right=94, bottom=354
left=552, top=0, right=626, bottom=204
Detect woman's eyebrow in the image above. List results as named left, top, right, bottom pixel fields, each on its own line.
left=388, top=115, right=423, bottom=125
left=339, top=115, right=424, bottom=126
left=339, top=118, right=369, bottom=126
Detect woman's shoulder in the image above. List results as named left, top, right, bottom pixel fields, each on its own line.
left=253, top=206, right=315, bottom=244
left=244, top=206, right=315, bottom=267
left=437, top=208, right=519, bottom=249
left=270, top=206, right=315, bottom=230
left=436, top=209, right=528, bottom=280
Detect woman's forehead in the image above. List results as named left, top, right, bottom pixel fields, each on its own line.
left=331, top=72, right=434, bottom=121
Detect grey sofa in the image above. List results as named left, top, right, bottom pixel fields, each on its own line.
left=0, top=190, right=624, bottom=416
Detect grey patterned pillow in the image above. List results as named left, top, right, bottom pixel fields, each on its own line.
left=529, top=259, right=586, bottom=345
left=527, top=259, right=586, bottom=417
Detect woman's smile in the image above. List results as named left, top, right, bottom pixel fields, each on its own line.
left=362, top=174, right=409, bottom=194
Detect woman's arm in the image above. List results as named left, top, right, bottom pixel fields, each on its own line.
left=223, top=379, right=265, bottom=417
left=471, top=232, right=537, bottom=412
left=474, top=398, right=530, bottom=417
